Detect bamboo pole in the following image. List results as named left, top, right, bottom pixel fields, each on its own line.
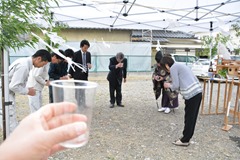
left=208, top=80, right=214, bottom=114
left=216, top=80, right=221, bottom=114
left=201, top=79, right=207, bottom=114
left=223, top=79, right=228, bottom=113
left=222, top=79, right=234, bottom=131
left=233, top=82, right=240, bottom=124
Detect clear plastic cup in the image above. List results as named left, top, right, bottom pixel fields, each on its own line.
left=50, top=80, right=98, bottom=148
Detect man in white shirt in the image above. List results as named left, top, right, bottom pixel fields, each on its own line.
left=8, top=49, right=51, bottom=132
left=27, top=63, right=50, bottom=113
left=27, top=51, right=65, bottom=112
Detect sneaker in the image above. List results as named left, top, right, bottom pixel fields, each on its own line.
left=158, top=107, right=166, bottom=112
left=164, top=108, right=171, bottom=114
left=172, top=140, right=189, bottom=146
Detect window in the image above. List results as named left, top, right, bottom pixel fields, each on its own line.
left=174, top=55, right=197, bottom=63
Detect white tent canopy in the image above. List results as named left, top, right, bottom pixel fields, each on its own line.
left=47, top=0, right=240, bottom=33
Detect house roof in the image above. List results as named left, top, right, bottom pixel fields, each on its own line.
left=131, top=37, right=169, bottom=43
left=63, top=27, right=194, bottom=42
left=132, top=30, right=196, bottom=39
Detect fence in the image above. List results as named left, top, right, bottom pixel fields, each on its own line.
left=201, top=78, right=240, bottom=131
left=9, top=55, right=156, bottom=72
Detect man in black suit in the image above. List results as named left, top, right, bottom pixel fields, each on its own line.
left=107, top=52, right=127, bottom=108
left=69, top=39, right=92, bottom=80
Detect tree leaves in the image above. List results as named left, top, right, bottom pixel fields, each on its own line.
left=232, top=21, right=240, bottom=37
left=0, top=0, right=58, bottom=50
left=200, top=33, right=231, bottom=57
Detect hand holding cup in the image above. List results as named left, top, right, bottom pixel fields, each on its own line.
left=50, top=80, right=98, bottom=148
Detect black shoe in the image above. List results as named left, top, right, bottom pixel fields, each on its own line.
left=117, top=104, right=124, bottom=107
left=110, top=104, right=114, bottom=108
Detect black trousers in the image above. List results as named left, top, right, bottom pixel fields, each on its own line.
left=181, top=93, right=202, bottom=143
left=49, top=86, right=53, bottom=103
left=78, top=72, right=88, bottom=81
left=74, top=73, right=88, bottom=106
left=109, top=81, right=122, bottom=105
left=49, top=83, right=64, bottom=103
left=74, top=82, right=86, bottom=108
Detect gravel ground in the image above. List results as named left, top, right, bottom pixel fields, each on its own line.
left=2, top=72, right=240, bottom=160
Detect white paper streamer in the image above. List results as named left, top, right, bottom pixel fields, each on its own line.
left=102, top=37, right=110, bottom=48
left=156, top=40, right=161, bottom=51
left=31, top=32, right=86, bottom=73
left=217, top=42, right=231, bottom=60
left=42, top=30, right=66, bottom=45
left=41, top=30, right=78, bottom=52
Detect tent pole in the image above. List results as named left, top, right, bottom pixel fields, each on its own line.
left=1, top=48, right=10, bottom=139
left=1, top=47, right=6, bottom=140
left=208, top=21, right=213, bottom=105
left=3, top=48, right=10, bottom=137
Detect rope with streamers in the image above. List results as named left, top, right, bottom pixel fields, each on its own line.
left=31, top=32, right=86, bottom=73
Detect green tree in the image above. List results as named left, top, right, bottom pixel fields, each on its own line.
left=0, top=0, right=59, bottom=138
left=232, top=21, right=240, bottom=55
left=0, top=0, right=59, bottom=50
left=0, top=0, right=59, bottom=72
left=200, top=33, right=231, bottom=58
left=232, top=21, right=240, bottom=37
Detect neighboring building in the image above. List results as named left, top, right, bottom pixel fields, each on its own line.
left=60, top=28, right=132, bottom=42
left=131, top=29, right=202, bottom=54
left=9, top=28, right=203, bottom=71
left=60, top=28, right=202, bottom=53
left=59, top=28, right=202, bottom=66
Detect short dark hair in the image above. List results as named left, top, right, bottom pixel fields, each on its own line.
left=59, top=49, right=64, bottom=55
left=155, top=51, right=163, bottom=63
left=80, top=39, right=90, bottom=48
left=51, top=50, right=64, bottom=60
left=32, top=49, right=51, bottom=62
left=65, top=48, right=74, bottom=58
left=160, top=56, right=175, bottom=68
left=116, top=52, right=124, bottom=60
